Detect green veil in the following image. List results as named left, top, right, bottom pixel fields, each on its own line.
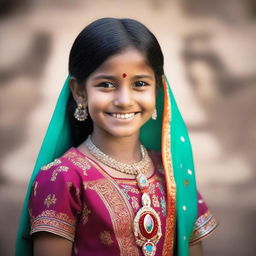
left=16, top=75, right=197, bottom=256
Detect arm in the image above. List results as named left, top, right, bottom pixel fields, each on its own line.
left=33, top=232, right=73, bottom=256
left=189, top=241, right=203, bottom=256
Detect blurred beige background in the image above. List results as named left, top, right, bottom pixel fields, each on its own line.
left=0, top=0, right=256, bottom=255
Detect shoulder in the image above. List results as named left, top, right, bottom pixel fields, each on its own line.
left=37, top=147, right=93, bottom=183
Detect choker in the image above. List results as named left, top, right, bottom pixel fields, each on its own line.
left=85, top=135, right=162, bottom=256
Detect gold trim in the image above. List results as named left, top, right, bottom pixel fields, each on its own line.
left=86, top=158, right=139, bottom=256
left=162, top=79, right=176, bottom=255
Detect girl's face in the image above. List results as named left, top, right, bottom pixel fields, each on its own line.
left=75, top=47, right=156, bottom=139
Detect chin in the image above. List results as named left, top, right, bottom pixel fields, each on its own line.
left=106, top=128, right=140, bottom=138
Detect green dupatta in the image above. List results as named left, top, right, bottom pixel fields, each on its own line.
left=16, top=76, right=197, bottom=256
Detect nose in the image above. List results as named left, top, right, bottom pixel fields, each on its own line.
left=113, top=86, right=133, bottom=107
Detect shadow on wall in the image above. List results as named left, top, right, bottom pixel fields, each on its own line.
left=0, top=0, right=32, bottom=17
left=181, top=31, right=256, bottom=255
left=182, top=32, right=256, bottom=174
left=0, top=31, right=52, bottom=183
left=181, top=0, right=256, bottom=21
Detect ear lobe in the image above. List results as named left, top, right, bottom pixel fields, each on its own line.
left=69, top=77, right=87, bottom=105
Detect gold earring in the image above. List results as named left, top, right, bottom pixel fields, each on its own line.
left=152, top=108, right=157, bottom=120
left=74, top=104, right=88, bottom=121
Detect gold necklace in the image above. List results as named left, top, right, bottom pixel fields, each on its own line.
left=85, top=135, right=150, bottom=175
left=85, top=135, right=162, bottom=256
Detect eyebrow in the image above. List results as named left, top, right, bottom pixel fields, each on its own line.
left=91, top=74, right=154, bottom=81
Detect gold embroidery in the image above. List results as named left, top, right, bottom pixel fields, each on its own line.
left=30, top=210, right=76, bottom=241
left=63, top=151, right=91, bottom=175
left=71, top=157, right=91, bottom=175
left=148, top=183, right=156, bottom=194
left=33, top=181, right=38, bottom=196
left=99, top=230, right=114, bottom=246
left=82, top=203, right=91, bottom=224
left=156, top=182, right=166, bottom=196
left=86, top=178, right=139, bottom=256
left=131, top=196, right=139, bottom=210
left=51, top=166, right=69, bottom=181
left=44, top=194, right=57, bottom=208
left=152, top=194, right=160, bottom=208
left=129, top=186, right=140, bottom=194
left=63, top=151, right=78, bottom=160
left=41, top=159, right=61, bottom=170
left=162, top=79, right=176, bottom=255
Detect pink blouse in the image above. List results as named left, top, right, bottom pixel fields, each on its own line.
left=28, top=148, right=217, bottom=255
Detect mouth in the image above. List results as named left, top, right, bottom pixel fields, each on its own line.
left=106, top=112, right=140, bottom=120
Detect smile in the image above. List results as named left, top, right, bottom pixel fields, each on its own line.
left=107, top=112, right=138, bottom=119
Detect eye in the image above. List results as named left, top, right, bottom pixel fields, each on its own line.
left=134, top=81, right=149, bottom=87
left=98, top=82, right=115, bottom=88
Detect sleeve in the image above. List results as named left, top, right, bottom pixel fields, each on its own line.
left=28, top=161, right=83, bottom=242
left=189, top=192, right=218, bottom=245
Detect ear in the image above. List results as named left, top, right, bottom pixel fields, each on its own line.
left=69, top=77, right=87, bottom=106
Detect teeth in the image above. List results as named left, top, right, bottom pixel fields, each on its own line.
left=111, top=113, right=135, bottom=119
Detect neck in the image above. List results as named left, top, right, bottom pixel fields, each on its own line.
left=89, top=131, right=142, bottom=163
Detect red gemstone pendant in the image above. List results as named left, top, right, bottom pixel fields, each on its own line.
left=133, top=193, right=162, bottom=256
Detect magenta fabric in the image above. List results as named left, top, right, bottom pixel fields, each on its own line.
left=28, top=148, right=216, bottom=255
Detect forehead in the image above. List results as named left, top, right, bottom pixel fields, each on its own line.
left=89, top=48, right=154, bottom=77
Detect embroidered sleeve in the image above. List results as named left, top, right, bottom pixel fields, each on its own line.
left=189, top=192, right=218, bottom=245
left=28, top=160, right=83, bottom=242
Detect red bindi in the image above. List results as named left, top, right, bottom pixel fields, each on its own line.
left=122, top=73, right=127, bottom=78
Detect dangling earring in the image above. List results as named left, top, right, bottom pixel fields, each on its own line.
left=74, top=104, right=88, bottom=121
left=152, top=108, right=157, bottom=120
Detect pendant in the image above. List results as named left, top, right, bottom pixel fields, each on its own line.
left=133, top=192, right=162, bottom=256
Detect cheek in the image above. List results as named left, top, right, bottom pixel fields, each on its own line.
left=139, top=91, right=156, bottom=110
left=86, top=92, right=110, bottom=115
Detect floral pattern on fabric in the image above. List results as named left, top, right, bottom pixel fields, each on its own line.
left=44, top=194, right=57, bottom=208
left=28, top=148, right=217, bottom=255
left=131, top=196, right=139, bottom=210
left=152, top=194, right=160, bottom=208
left=63, top=151, right=91, bottom=175
left=41, top=159, right=61, bottom=171
left=81, top=203, right=91, bottom=225
left=120, top=184, right=140, bottom=200
left=99, top=231, right=114, bottom=246
left=51, top=166, right=69, bottom=181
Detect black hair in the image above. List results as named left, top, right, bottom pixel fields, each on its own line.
left=68, top=17, right=164, bottom=146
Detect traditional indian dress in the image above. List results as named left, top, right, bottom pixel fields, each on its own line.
left=16, top=76, right=217, bottom=256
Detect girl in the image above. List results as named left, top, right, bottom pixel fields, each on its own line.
left=16, top=18, right=217, bottom=256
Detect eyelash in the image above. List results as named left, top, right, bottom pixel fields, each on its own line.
left=96, top=81, right=149, bottom=88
